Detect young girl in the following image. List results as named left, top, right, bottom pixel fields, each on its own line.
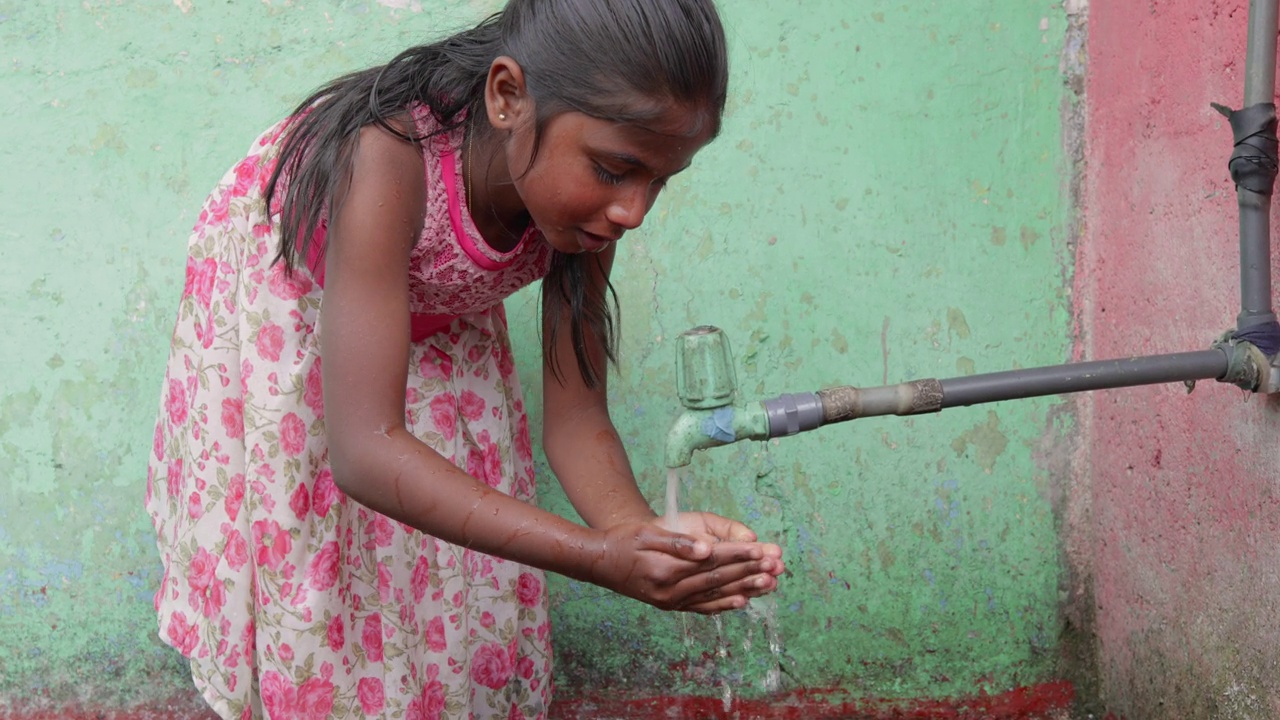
left=146, top=0, right=784, bottom=717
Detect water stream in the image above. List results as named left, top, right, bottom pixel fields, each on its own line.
left=662, top=466, right=787, bottom=713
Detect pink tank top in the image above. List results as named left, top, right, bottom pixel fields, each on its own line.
left=304, top=106, right=554, bottom=341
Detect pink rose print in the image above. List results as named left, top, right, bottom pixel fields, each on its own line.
left=221, top=397, right=245, bottom=440
left=516, top=655, right=536, bottom=680
left=407, top=677, right=445, bottom=720
left=230, top=156, right=261, bottom=196
left=357, top=677, right=385, bottom=716
left=279, top=412, right=307, bottom=457
left=303, top=359, right=324, bottom=416
left=268, top=262, right=313, bottom=301
left=497, top=342, right=515, bottom=378
left=187, top=491, right=204, bottom=519
left=410, top=555, right=431, bottom=603
left=256, top=322, right=285, bottom=363
left=483, top=442, right=503, bottom=488
left=252, top=519, right=292, bottom=570
left=288, top=482, right=310, bottom=520
left=370, top=515, right=394, bottom=548
left=184, top=256, right=218, bottom=308
left=166, top=378, right=188, bottom=427
left=515, top=572, right=542, bottom=608
left=465, top=448, right=487, bottom=486
left=224, top=474, right=245, bottom=522
left=167, top=610, right=199, bottom=655
left=188, top=547, right=217, bottom=593
left=311, top=468, right=341, bottom=518
left=152, top=422, right=164, bottom=461
left=195, top=576, right=226, bottom=620
left=458, top=390, right=485, bottom=422
left=418, top=347, right=452, bottom=381
left=326, top=615, right=345, bottom=651
left=166, top=459, right=184, bottom=499
left=428, top=394, right=457, bottom=441
left=470, top=641, right=513, bottom=690
left=295, top=677, right=335, bottom=720
left=306, top=541, right=340, bottom=591
left=362, top=613, right=384, bottom=662
left=424, top=616, right=447, bottom=653
left=515, top=416, right=533, bottom=462
left=377, top=561, right=391, bottom=604
left=260, top=670, right=297, bottom=720
left=224, top=529, right=248, bottom=572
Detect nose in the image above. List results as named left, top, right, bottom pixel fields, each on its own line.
left=605, top=185, right=655, bottom=230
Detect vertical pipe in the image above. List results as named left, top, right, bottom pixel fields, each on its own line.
left=1244, top=0, right=1278, bottom=106
left=1238, top=0, right=1279, bottom=328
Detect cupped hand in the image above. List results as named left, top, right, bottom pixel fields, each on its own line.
left=589, top=520, right=783, bottom=615
left=659, top=511, right=785, bottom=613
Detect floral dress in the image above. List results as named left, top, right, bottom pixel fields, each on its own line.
left=145, top=105, right=556, bottom=720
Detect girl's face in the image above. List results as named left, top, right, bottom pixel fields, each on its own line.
left=505, top=106, right=714, bottom=255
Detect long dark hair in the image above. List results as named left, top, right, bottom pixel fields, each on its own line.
left=265, top=0, right=730, bottom=387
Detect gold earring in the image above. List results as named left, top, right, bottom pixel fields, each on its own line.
left=498, top=113, right=507, bottom=121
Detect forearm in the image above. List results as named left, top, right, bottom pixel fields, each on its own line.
left=332, top=427, right=605, bottom=582
left=543, top=405, right=657, bottom=529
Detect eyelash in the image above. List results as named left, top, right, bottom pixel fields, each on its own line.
left=593, top=163, right=625, bottom=186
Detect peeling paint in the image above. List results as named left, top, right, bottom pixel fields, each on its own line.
left=950, top=411, right=1010, bottom=473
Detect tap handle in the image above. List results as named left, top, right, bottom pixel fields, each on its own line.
left=675, top=325, right=738, bottom=409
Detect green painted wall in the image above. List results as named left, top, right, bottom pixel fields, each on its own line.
left=0, top=0, right=1072, bottom=711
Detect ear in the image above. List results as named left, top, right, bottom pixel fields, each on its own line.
left=484, top=56, right=531, bottom=131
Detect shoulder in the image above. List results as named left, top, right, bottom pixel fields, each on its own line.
left=342, top=121, right=428, bottom=243
left=352, top=119, right=424, bottom=189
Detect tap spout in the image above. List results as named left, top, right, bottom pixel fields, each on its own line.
left=664, top=402, right=770, bottom=468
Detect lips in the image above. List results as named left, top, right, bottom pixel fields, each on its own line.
left=576, top=229, right=618, bottom=253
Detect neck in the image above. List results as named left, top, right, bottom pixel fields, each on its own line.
left=465, top=122, right=529, bottom=252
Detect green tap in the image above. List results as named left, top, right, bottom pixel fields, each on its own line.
left=664, top=326, right=770, bottom=468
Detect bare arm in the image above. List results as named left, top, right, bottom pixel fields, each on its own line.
left=319, top=125, right=771, bottom=611
left=540, top=245, right=657, bottom=529
left=321, top=125, right=596, bottom=578
left=540, top=247, right=785, bottom=610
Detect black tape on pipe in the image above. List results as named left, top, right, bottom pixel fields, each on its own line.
left=1212, top=101, right=1279, bottom=194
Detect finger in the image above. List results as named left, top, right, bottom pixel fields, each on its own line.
left=638, top=526, right=711, bottom=561
left=710, top=572, right=778, bottom=601
left=700, top=513, right=758, bottom=543
left=684, top=594, right=750, bottom=615
left=680, top=571, right=778, bottom=609
left=675, top=557, right=777, bottom=599
left=702, top=540, right=766, bottom=566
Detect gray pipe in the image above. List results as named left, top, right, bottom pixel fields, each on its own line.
left=762, top=349, right=1232, bottom=432
left=937, top=349, right=1229, bottom=408
left=1239, top=193, right=1275, bottom=326
left=1237, top=0, right=1279, bottom=328
left=1244, top=0, right=1277, bottom=106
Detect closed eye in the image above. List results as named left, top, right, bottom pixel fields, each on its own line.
left=593, top=162, right=625, bottom=186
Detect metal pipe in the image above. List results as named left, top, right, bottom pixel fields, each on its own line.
left=1244, top=0, right=1277, bottom=106
left=937, top=349, right=1229, bottom=409
left=1239, top=193, right=1275, bottom=326
left=1237, top=0, right=1279, bottom=328
left=759, top=349, right=1232, bottom=438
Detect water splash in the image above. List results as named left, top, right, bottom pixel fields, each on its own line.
left=744, top=596, right=783, bottom=693
left=713, top=614, right=733, bottom=712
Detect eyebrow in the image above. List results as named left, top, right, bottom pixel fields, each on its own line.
left=601, top=151, right=692, bottom=177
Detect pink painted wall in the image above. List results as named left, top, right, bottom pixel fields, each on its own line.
left=1082, top=1, right=1280, bottom=716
